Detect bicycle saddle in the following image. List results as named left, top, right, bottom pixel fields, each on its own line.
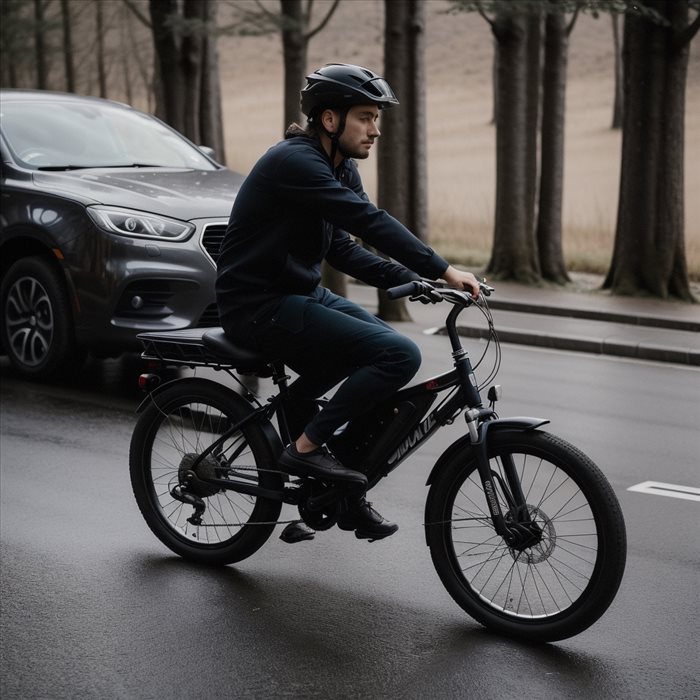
left=202, top=329, right=275, bottom=376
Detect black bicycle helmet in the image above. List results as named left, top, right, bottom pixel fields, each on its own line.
left=301, top=63, right=399, bottom=117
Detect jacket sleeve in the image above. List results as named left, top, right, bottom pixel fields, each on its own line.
left=325, top=229, right=419, bottom=289
left=273, top=148, right=449, bottom=281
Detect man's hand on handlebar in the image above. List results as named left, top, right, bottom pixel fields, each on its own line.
left=441, top=265, right=481, bottom=299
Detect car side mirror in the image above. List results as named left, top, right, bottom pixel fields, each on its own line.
left=198, top=145, right=216, bottom=160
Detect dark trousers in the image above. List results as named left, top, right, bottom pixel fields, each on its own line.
left=247, top=287, right=421, bottom=446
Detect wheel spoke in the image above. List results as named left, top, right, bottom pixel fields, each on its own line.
left=136, top=394, right=280, bottom=549
left=446, top=437, right=607, bottom=621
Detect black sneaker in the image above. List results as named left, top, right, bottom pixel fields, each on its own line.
left=337, top=498, right=399, bottom=541
left=279, top=444, right=368, bottom=488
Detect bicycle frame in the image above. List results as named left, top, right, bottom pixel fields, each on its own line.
left=139, top=285, right=548, bottom=544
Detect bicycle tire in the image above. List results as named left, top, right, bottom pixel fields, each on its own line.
left=425, top=430, right=626, bottom=642
left=129, top=378, right=283, bottom=565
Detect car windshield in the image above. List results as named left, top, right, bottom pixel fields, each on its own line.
left=0, top=98, right=217, bottom=170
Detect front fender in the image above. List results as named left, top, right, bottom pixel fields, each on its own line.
left=424, top=416, right=549, bottom=547
left=425, top=416, right=549, bottom=487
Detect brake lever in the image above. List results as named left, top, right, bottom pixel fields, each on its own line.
left=410, top=289, right=442, bottom=305
left=408, top=280, right=442, bottom=304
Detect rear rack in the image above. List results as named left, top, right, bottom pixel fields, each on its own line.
left=138, top=328, right=235, bottom=368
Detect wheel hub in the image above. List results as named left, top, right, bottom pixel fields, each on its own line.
left=507, top=505, right=556, bottom=564
left=178, top=453, right=222, bottom=497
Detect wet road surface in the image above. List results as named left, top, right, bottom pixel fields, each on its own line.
left=1, top=335, right=699, bottom=699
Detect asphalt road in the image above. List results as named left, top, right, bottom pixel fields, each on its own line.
left=1, top=331, right=699, bottom=699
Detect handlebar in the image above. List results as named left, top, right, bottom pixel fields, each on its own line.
left=386, top=279, right=494, bottom=303
left=386, top=280, right=424, bottom=300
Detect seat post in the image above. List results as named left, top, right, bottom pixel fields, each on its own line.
left=270, top=361, right=290, bottom=392
left=270, top=361, right=294, bottom=445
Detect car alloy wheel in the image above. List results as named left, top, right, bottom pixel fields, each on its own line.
left=1, top=257, right=79, bottom=378
left=5, top=275, right=55, bottom=367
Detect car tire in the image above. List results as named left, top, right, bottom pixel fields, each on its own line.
left=1, top=257, right=79, bottom=378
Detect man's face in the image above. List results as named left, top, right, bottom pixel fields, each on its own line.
left=337, top=104, right=381, bottom=159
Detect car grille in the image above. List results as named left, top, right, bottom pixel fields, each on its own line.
left=201, top=223, right=227, bottom=263
left=196, top=303, right=220, bottom=328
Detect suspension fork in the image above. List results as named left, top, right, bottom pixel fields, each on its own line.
left=446, top=302, right=512, bottom=538
left=466, top=415, right=550, bottom=545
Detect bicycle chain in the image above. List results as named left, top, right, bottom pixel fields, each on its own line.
left=191, top=463, right=301, bottom=528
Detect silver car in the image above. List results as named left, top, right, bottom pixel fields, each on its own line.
left=0, top=89, right=241, bottom=378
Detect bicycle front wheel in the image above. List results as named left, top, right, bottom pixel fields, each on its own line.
left=426, top=430, right=626, bottom=642
left=130, top=378, right=283, bottom=565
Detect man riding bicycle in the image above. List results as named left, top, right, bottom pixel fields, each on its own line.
left=216, top=63, right=479, bottom=541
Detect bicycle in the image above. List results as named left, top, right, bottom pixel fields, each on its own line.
left=129, top=280, right=626, bottom=642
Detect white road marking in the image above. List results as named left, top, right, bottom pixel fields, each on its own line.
left=627, top=481, right=700, bottom=502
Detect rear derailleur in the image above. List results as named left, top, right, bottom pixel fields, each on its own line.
left=170, top=452, right=226, bottom=526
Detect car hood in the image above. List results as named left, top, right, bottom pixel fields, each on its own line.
left=31, top=167, right=244, bottom=221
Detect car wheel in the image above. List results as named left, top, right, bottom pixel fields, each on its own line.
left=1, top=257, right=78, bottom=378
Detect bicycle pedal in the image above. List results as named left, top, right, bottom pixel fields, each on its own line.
left=279, top=521, right=316, bottom=543
left=355, top=531, right=396, bottom=543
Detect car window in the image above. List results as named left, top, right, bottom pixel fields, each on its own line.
left=0, top=99, right=217, bottom=171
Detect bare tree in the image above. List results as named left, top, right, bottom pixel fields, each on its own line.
left=279, top=0, right=341, bottom=129
left=376, top=0, right=428, bottom=321
left=481, top=5, right=542, bottom=283
left=199, top=0, right=225, bottom=163
left=60, top=0, right=75, bottom=92
left=1, top=0, right=30, bottom=87
left=96, top=0, right=108, bottom=98
left=536, top=0, right=578, bottom=283
left=142, top=0, right=226, bottom=161
left=34, top=0, right=48, bottom=89
left=604, top=0, right=699, bottom=300
left=524, top=10, right=542, bottom=254
left=610, top=11, right=623, bottom=129
left=149, top=0, right=186, bottom=132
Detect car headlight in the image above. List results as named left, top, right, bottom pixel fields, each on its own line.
left=87, top=206, right=195, bottom=240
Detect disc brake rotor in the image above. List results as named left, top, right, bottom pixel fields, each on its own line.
left=508, top=505, right=556, bottom=564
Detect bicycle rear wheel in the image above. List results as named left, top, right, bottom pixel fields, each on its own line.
left=130, top=378, right=283, bottom=565
left=425, top=430, right=626, bottom=642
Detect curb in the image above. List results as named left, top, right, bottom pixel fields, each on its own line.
left=437, top=325, right=700, bottom=366
left=486, top=299, right=700, bottom=333
left=347, top=282, right=699, bottom=367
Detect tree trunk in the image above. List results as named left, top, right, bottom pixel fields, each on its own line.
left=376, top=0, right=429, bottom=322
left=604, top=1, right=694, bottom=300
left=611, top=12, right=623, bottom=130
left=490, top=37, right=498, bottom=125
left=486, top=10, right=541, bottom=283
left=524, top=11, right=542, bottom=260
left=96, top=0, right=108, bottom=98
left=281, top=0, right=307, bottom=130
left=34, top=0, right=48, bottom=89
left=60, top=0, right=75, bottom=92
left=537, top=6, right=570, bottom=284
left=182, top=0, right=204, bottom=143
left=149, top=0, right=186, bottom=132
left=200, top=0, right=226, bottom=163
left=280, top=0, right=342, bottom=293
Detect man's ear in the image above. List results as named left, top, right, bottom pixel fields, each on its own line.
left=321, top=108, right=339, bottom=134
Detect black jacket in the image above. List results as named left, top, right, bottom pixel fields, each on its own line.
left=216, top=133, right=449, bottom=332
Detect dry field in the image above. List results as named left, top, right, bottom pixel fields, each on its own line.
left=215, top=0, right=700, bottom=279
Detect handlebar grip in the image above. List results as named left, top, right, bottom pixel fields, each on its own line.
left=386, top=281, right=421, bottom=300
